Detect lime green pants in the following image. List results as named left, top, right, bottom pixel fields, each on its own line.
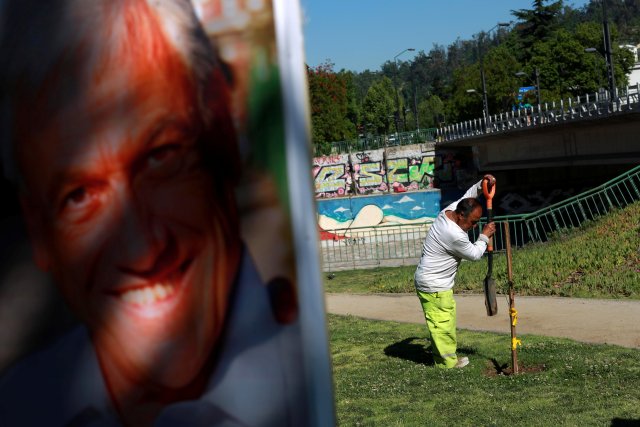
left=416, top=289, right=459, bottom=368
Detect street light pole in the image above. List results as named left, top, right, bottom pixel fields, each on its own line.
left=534, top=67, right=541, bottom=106
left=413, top=87, right=419, bottom=130
left=393, top=48, right=415, bottom=134
left=602, top=0, right=616, bottom=101
left=481, top=66, right=489, bottom=126
left=478, top=22, right=510, bottom=129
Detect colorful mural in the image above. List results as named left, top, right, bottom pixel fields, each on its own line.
left=350, top=150, right=387, bottom=195
left=385, top=145, right=436, bottom=192
left=313, top=144, right=468, bottom=199
left=313, top=153, right=352, bottom=198
left=316, top=190, right=441, bottom=239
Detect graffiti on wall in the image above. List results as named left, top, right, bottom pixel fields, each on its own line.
left=383, top=145, right=436, bottom=193
left=311, top=144, right=477, bottom=199
left=313, top=153, right=352, bottom=198
left=386, top=156, right=435, bottom=192
left=351, top=150, right=387, bottom=195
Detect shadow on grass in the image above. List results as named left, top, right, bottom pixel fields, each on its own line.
left=489, top=357, right=509, bottom=375
left=384, top=338, right=479, bottom=366
left=384, top=337, right=433, bottom=365
left=610, top=419, right=640, bottom=426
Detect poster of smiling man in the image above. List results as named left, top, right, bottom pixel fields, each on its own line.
left=0, top=0, right=333, bottom=425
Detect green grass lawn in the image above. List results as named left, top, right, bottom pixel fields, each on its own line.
left=324, top=201, right=640, bottom=298
left=325, top=202, right=640, bottom=424
left=329, top=314, right=640, bottom=426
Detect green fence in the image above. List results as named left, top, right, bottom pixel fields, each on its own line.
left=320, top=165, right=640, bottom=271
left=327, top=128, right=436, bottom=155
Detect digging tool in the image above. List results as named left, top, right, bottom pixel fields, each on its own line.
left=482, top=177, right=498, bottom=316
left=504, top=221, right=520, bottom=374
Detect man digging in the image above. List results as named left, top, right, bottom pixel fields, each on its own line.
left=414, top=175, right=496, bottom=369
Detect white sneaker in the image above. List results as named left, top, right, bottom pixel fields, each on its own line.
left=454, top=356, right=469, bottom=368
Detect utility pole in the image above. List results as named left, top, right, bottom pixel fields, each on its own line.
left=413, top=87, right=419, bottom=130
left=481, top=65, right=490, bottom=128
left=602, top=0, right=616, bottom=103
left=534, top=67, right=542, bottom=106
left=477, top=22, right=510, bottom=130
left=393, top=48, right=415, bottom=135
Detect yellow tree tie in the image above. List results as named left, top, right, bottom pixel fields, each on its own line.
left=510, top=308, right=518, bottom=326
left=511, top=337, right=522, bottom=351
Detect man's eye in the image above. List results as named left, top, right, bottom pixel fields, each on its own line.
left=65, top=187, right=88, bottom=207
left=59, top=185, right=104, bottom=223
left=146, top=144, right=181, bottom=169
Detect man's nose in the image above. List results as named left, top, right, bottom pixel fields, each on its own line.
left=115, top=196, right=169, bottom=276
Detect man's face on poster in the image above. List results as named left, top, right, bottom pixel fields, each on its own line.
left=15, top=45, right=238, bottom=389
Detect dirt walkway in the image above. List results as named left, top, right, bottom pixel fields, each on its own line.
left=325, top=293, right=640, bottom=349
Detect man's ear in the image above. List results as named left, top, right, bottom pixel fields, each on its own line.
left=19, top=195, right=51, bottom=271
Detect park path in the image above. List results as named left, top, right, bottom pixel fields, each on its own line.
left=325, top=293, right=640, bottom=349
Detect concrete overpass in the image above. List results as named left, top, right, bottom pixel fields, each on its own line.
left=436, top=85, right=640, bottom=172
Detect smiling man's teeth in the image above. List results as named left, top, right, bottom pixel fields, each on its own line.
left=120, top=283, right=175, bottom=305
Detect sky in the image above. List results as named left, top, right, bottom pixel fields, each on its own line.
left=301, top=0, right=592, bottom=72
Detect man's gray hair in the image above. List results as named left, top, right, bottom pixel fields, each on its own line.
left=0, top=0, right=223, bottom=184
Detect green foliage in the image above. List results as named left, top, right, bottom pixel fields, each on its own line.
left=527, top=21, right=635, bottom=99
left=329, top=314, right=640, bottom=426
left=512, top=0, right=564, bottom=62
left=417, top=95, right=445, bottom=128
left=362, top=77, right=396, bottom=135
left=324, top=201, right=640, bottom=299
left=484, top=46, right=522, bottom=112
left=581, top=0, right=640, bottom=44
left=448, top=63, right=481, bottom=121
left=306, top=61, right=356, bottom=154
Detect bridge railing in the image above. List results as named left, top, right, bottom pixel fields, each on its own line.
left=436, top=83, right=640, bottom=143
left=320, top=165, right=640, bottom=271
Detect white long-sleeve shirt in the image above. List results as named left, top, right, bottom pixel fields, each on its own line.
left=414, top=180, right=489, bottom=293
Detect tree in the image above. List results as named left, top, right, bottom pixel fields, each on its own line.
left=512, top=0, right=564, bottom=62
left=527, top=22, right=634, bottom=99
left=417, top=95, right=446, bottom=128
left=343, top=70, right=361, bottom=130
left=306, top=61, right=357, bottom=154
left=484, top=45, right=522, bottom=112
left=351, top=69, right=381, bottom=106
left=446, top=45, right=521, bottom=122
left=361, top=77, right=396, bottom=135
left=446, top=63, right=485, bottom=122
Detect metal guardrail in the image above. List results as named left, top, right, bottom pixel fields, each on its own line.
left=329, top=128, right=436, bottom=154
left=320, top=222, right=432, bottom=271
left=436, top=84, right=640, bottom=143
left=471, top=163, right=640, bottom=250
left=320, top=165, right=640, bottom=271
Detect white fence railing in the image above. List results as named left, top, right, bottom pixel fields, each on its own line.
left=437, top=84, right=640, bottom=143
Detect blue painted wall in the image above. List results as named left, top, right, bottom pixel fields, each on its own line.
left=317, top=190, right=441, bottom=223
